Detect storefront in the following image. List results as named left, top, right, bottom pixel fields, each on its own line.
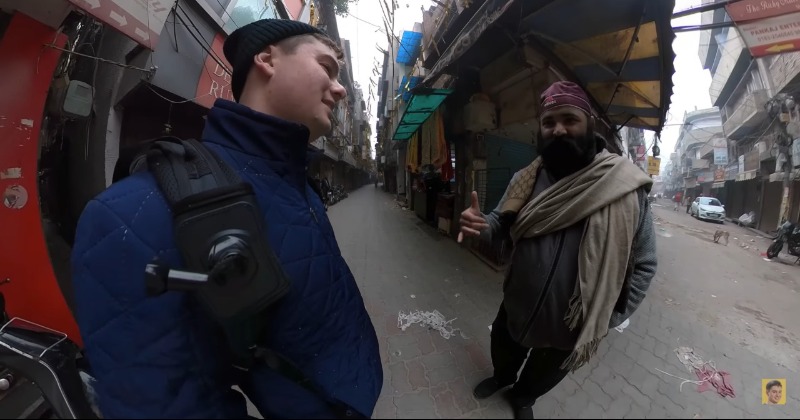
left=408, top=0, right=676, bottom=268
left=0, top=8, right=81, bottom=343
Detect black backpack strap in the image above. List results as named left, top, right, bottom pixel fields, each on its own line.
left=249, top=347, right=367, bottom=419
left=143, top=137, right=241, bottom=205
left=136, top=138, right=361, bottom=419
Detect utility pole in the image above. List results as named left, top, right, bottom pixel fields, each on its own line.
left=765, top=94, right=796, bottom=225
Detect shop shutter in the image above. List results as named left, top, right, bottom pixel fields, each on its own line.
left=483, top=134, right=536, bottom=211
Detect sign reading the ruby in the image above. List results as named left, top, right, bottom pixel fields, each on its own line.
left=195, top=33, right=234, bottom=109
left=726, top=0, right=800, bottom=22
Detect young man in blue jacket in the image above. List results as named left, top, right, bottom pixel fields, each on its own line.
left=70, top=19, right=382, bottom=418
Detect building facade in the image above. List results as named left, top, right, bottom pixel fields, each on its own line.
left=698, top=1, right=800, bottom=231
left=667, top=108, right=724, bottom=201
left=374, top=0, right=676, bottom=267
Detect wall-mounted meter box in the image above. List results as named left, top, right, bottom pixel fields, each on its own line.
left=62, top=80, right=93, bottom=118
left=49, top=79, right=93, bottom=119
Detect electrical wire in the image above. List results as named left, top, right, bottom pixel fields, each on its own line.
left=141, top=5, right=233, bottom=105
left=42, top=43, right=154, bottom=74
left=175, top=4, right=231, bottom=74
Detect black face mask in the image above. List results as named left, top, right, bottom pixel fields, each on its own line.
left=537, top=130, right=597, bottom=180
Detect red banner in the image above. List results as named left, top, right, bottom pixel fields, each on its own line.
left=195, top=33, right=235, bottom=109
left=726, top=0, right=800, bottom=22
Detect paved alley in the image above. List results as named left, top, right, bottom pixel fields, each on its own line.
left=327, top=187, right=800, bottom=419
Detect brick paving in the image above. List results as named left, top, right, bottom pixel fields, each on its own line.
left=326, top=187, right=799, bottom=419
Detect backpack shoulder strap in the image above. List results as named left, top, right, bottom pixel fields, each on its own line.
left=136, top=138, right=362, bottom=418
left=138, top=137, right=241, bottom=206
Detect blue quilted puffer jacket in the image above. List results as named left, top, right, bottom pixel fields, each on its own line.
left=70, top=99, right=383, bottom=419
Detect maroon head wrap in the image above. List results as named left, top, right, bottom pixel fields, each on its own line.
left=540, top=81, right=592, bottom=116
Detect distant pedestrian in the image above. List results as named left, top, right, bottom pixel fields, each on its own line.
left=685, top=195, right=693, bottom=214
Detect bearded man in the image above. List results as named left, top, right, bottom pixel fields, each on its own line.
left=458, top=81, right=657, bottom=419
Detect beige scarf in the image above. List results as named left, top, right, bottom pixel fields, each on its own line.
left=499, top=150, right=652, bottom=371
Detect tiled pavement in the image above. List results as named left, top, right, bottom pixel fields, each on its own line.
left=327, top=187, right=799, bottom=419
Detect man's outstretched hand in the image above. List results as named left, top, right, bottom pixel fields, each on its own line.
left=458, top=191, right=489, bottom=243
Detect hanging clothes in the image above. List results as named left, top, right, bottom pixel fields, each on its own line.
left=432, top=110, right=448, bottom=168
left=420, top=117, right=433, bottom=167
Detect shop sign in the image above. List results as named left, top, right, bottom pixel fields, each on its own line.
left=636, top=145, right=646, bottom=162
left=697, top=171, right=714, bottom=183
left=726, top=0, right=800, bottom=22
left=726, top=161, right=739, bottom=180
left=736, top=11, right=800, bottom=57
left=714, top=147, right=728, bottom=165
left=714, top=165, right=726, bottom=182
left=195, top=33, right=234, bottom=109
left=647, top=156, right=661, bottom=175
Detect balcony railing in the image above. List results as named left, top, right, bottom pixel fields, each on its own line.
left=723, top=90, right=768, bottom=140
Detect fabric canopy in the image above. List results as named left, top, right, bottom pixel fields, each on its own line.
left=422, top=0, right=676, bottom=133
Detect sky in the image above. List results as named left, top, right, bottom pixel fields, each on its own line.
left=335, top=0, right=716, bottom=163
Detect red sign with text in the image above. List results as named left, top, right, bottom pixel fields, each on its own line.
left=195, top=33, right=235, bottom=109
left=726, top=0, right=800, bottom=22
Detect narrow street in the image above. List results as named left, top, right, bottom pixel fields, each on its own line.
left=328, top=187, right=800, bottom=419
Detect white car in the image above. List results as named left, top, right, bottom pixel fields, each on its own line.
left=691, top=197, right=726, bottom=223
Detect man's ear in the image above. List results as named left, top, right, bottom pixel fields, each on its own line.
left=588, top=115, right=597, bottom=132
left=253, top=47, right=276, bottom=78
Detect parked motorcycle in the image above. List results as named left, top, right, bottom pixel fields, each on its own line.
left=331, top=185, right=347, bottom=203
left=0, top=291, right=99, bottom=419
left=766, top=220, right=800, bottom=263
left=327, top=190, right=337, bottom=206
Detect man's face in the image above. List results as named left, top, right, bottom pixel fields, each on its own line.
left=768, top=385, right=782, bottom=404
left=537, top=107, right=596, bottom=178
left=253, top=37, right=346, bottom=141
left=540, top=107, right=589, bottom=139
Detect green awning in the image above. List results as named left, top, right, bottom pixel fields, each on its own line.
left=392, top=89, right=452, bottom=141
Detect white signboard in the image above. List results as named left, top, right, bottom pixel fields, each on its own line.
left=736, top=11, right=800, bottom=57
left=714, top=147, right=729, bottom=165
